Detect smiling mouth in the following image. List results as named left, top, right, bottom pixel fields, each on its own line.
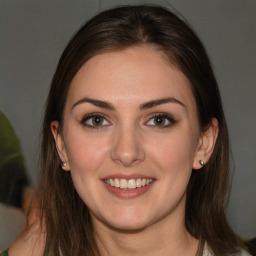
left=104, top=178, right=154, bottom=190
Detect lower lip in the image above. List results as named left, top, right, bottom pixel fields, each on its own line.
left=102, top=181, right=154, bottom=199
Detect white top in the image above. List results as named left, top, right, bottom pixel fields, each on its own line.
left=203, top=243, right=252, bottom=256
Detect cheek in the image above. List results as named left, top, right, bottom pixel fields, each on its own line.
left=64, top=129, right=110, bottom=174
left=147, top=131, right=198, bottom=210
left=63, top=130, right=111, bottom=207
left=148, top=131, right=197, bottom=173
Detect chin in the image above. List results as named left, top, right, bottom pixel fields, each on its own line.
left=107, top=220, right=150, bottom=233
left=99, top=210, right=158, bottom=232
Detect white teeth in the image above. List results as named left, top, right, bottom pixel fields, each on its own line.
left=120, top=179, right=127, bottom=188
left=128, top=179, right=136, bottom=189
left=146, top=179, right=153, bottom=185
left=114, top=178, right=120, bottom=188
left=104, top=178, right=153, bottom=189
left=136, top=178, right=142, bottom=187
left=110, top=179, right=114, bottom=186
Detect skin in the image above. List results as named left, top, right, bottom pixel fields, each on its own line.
left=52, top=46, right=218, bottom=255
left=9, top=190, right=46, bottom=256
left=9, top=46, right=218, bottom=256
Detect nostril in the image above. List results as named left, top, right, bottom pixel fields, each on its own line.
left=110, top=129, right=145, bottom=166
left=111, top=145, right=145, bottom=167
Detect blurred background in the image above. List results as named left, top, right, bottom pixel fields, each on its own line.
left=0, top=0, right=255, bottom=250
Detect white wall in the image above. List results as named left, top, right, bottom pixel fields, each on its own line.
left=0, top=0, right=255, bottom=239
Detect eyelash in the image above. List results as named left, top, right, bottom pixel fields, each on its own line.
left=80, top=113, right=110, bottom=129
left=80, top=113, right=176, bottom=129
left=146, top=113, right=176, bottom=128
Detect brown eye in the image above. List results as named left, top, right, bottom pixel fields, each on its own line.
left=154, top=116, right=166, bottom=126
left=81, top=114, right=110, bottom=129
left=146, top=114, right=176, bottom=128
left=91, top=115, right=104, bottom=126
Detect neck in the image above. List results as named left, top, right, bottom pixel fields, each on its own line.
left=92, top=202, right=199, bottom=256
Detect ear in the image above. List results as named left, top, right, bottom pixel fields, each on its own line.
left=50, top=121, right=70, bottom=171
left=193, top=118, right=219, bottom=170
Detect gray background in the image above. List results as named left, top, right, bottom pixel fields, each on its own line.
left=0, top=0, right=255, bottom=240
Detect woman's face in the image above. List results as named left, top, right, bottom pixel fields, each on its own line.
left=52, top=46, right=210, bottom=231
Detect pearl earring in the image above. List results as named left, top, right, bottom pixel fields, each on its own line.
left=60, top=161, right=67, bottom=167
left=199, top=160, right=205, bottom=166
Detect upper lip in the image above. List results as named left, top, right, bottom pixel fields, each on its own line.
left=101, top=173, right=155, bottom=180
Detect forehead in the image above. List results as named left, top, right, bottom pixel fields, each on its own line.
left=67, top=46, right=196, bottom=110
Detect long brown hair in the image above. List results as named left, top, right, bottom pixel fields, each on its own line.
left=41, top=5, right=247, bottom=255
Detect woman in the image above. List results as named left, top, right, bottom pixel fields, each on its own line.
left=3, top=4, right=251, bottom=256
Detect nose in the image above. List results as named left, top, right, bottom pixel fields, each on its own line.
left=111, top=125, right=145, bottom=167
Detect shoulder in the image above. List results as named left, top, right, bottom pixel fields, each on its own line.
left=0, top=248, right=9, bottom=256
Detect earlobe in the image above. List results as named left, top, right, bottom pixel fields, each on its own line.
left=50, top=121, right=70, bottom=171
left=193, top=118, right=219, bottom=170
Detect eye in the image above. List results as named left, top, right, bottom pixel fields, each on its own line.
left=81, top=114, right=110, bottom=129
left=146, top=114, right=176, bottom=128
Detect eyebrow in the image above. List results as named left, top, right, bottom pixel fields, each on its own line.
left=72, top=97, right=115, bottom=110
left=139, top=97, right=186, bottom=110
left=71, top=97, right=186, bottom=110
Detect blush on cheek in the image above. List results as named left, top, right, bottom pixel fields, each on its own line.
left=67, top=139, right=110, bottom=175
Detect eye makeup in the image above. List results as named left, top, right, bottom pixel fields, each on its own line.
left=80, top=111, right=177, bottom=131
left=145, top=113, right=177, bottom=129
left=80, top=113, right=111, bottom=129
